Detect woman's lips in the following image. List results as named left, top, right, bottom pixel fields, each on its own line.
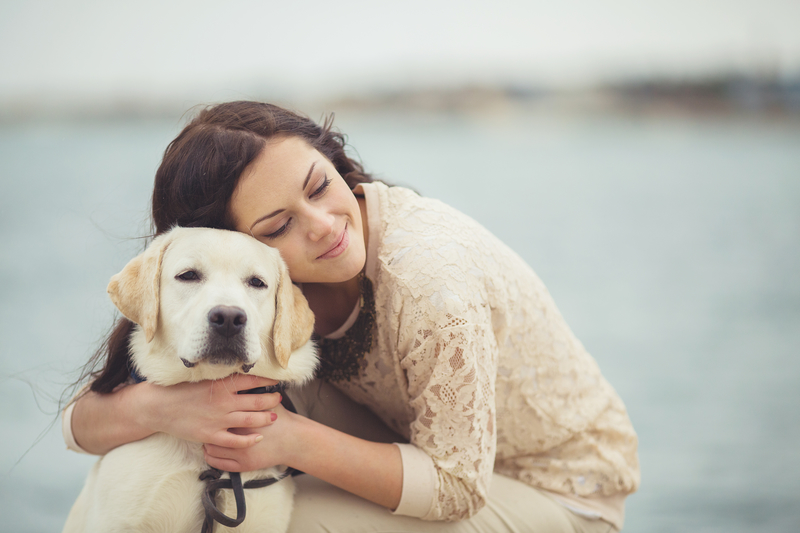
left=317, top=225, right=349, bottom=260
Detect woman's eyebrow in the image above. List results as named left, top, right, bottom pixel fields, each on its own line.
left=249, top=208, right=283, bottom=230
left=302, top=161, right=317, bottom=190
left=248, top=161, right=318, bottom=231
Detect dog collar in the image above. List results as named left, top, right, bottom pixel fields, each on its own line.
left=129, top=367, right=146, bottom=384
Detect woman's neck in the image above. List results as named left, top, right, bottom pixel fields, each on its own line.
left=303, top=275, right=361, bottom=337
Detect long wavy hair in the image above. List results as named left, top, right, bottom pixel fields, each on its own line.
left=81, top=101, right=373, bottom=394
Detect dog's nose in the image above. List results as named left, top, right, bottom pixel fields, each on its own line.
left=208, top=305, right=247, bottom=338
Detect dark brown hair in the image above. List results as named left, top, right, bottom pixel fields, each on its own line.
left=83, top=101, right=373, bottom=393
left=151, top=101, right=373, bottom=235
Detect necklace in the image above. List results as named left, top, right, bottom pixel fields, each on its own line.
left=315, top=274, right=376, bottom=382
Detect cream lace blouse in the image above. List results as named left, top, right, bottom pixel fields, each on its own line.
left=338, top=182, right=640, bottom=525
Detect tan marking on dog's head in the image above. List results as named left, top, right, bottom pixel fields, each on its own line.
left=272, top=260, right=315, bottom=369
left=107, top=231, right=175, bottom=342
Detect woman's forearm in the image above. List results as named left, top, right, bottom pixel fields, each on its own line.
left=70, top=375, right=282, bottom=455
left=203, top=408, right=404, bottom=510
left=288, top=415, right=403, bottom=510
left=70, top=385, right=154, bottom=455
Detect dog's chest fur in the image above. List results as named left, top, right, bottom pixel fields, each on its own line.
left=82, top=433, right=294, bottom=533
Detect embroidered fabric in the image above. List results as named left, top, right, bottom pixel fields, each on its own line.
left=330, top=183, right=640, bottom=521
left=315, top=274, right=376, bottom=382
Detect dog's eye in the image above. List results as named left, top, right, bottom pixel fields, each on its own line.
left=248, top=277, right=267, bottom=289
left=176, top=270, right=200, bottom=282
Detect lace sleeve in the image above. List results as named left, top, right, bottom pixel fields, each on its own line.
left=399, top=309, right=498, bottom=521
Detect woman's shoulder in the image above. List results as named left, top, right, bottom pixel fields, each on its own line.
left=367, top=182, right=498, bottom=252
left=365, top=183, right=528, bottom=312
left=370, top=182, right=474, bottom=226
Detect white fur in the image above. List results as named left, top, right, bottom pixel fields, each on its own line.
left=63, top=227, right=318, bottom=533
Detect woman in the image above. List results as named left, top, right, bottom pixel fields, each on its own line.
left=64, top=101, right=640, bottom=532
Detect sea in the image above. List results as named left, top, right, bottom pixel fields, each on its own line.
left=1, top=104, right=798, bottom=532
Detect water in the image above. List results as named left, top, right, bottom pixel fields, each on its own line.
left=1, top=107, right=798, bottom=532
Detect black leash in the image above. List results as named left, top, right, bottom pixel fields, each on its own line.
left=199, top=384, right=301, bottom=533
left=199, top=467, right=295, bottom=533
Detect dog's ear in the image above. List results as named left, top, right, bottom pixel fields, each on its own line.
left=272, top=262, right=315, bottom=368
left=107, top=231, right=175, bottom=342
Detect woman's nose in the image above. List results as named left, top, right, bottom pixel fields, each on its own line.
left=306, top=209, right=335, bottom=241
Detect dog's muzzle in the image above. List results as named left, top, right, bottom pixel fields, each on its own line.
left=182, top=305, right=253, bottom=369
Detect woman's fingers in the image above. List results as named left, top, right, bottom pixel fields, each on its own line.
left=225, top=410, right=277, bottom=429
left=209, top=404, right=282, bottom=447
left=203, top=404, right=293, bottom=472
left=207, top=430, right=264, bottom=450
left=203, top=441, right=244, bottom=471
left=216, top=374, right=279, bottom=394
left=140, top=377, right=281, bottom=445
left=205, top=455, right=244, bottom=473
left=204, top=440, right=261, bottom=472
left=233, top=391, right=282, bottom=412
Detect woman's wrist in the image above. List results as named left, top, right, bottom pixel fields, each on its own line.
left=70, top=383, right=154, bottom=455
left=127, top=381, right=161, bottom=437
left=279, top=409, right=317, bottom=468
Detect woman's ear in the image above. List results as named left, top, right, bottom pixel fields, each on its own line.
left=107, top=230, right=175, bottom=342
left=272, top=262, right=315, bottom=368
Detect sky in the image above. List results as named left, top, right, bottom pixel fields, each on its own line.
left=1, top=0, right=799, bottom=108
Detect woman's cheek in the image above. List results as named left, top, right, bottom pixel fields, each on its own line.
left=281, top=245, right=311, bottom=281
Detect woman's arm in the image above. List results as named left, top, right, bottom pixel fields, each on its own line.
left=70, top=383, right=153, bottom=455
left=68, top=374, right=283, bottom=455
left=196, top=324, right=495, bottom=517
left=202, top=404, right=404, bottom=510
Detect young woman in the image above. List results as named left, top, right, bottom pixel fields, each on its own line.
left=64, top=101, right=640, bottom=532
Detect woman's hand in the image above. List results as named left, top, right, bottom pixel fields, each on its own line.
left=71, top=374, right=281, bottom=455
left=137, top=374, right=283, bottom=449
left=202, top=401, right=296, bottom=472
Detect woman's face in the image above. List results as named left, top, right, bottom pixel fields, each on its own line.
left=228, top=136, right=366, bottom=285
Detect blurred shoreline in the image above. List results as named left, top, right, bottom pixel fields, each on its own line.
left=2, top=74, right=799, bottom=124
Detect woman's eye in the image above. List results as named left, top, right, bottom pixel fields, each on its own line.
left=248, top=277, right=267, bottom=289
left=264, top=218, right=291, bottom=239
left=309, top=176, right=331, bottom=199
left=176, top=270, right=200, bottom=281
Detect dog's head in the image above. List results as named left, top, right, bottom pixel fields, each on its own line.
left=107, top=227, right=317, bottom=386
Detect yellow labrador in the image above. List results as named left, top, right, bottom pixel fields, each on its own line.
left=63, top=227, right=317, bottom=533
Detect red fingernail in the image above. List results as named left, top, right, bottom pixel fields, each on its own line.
left=270, top=412, right=278, bottom=422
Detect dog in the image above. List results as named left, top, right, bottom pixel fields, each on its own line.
left=63, top=227, right=317, bottom=533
